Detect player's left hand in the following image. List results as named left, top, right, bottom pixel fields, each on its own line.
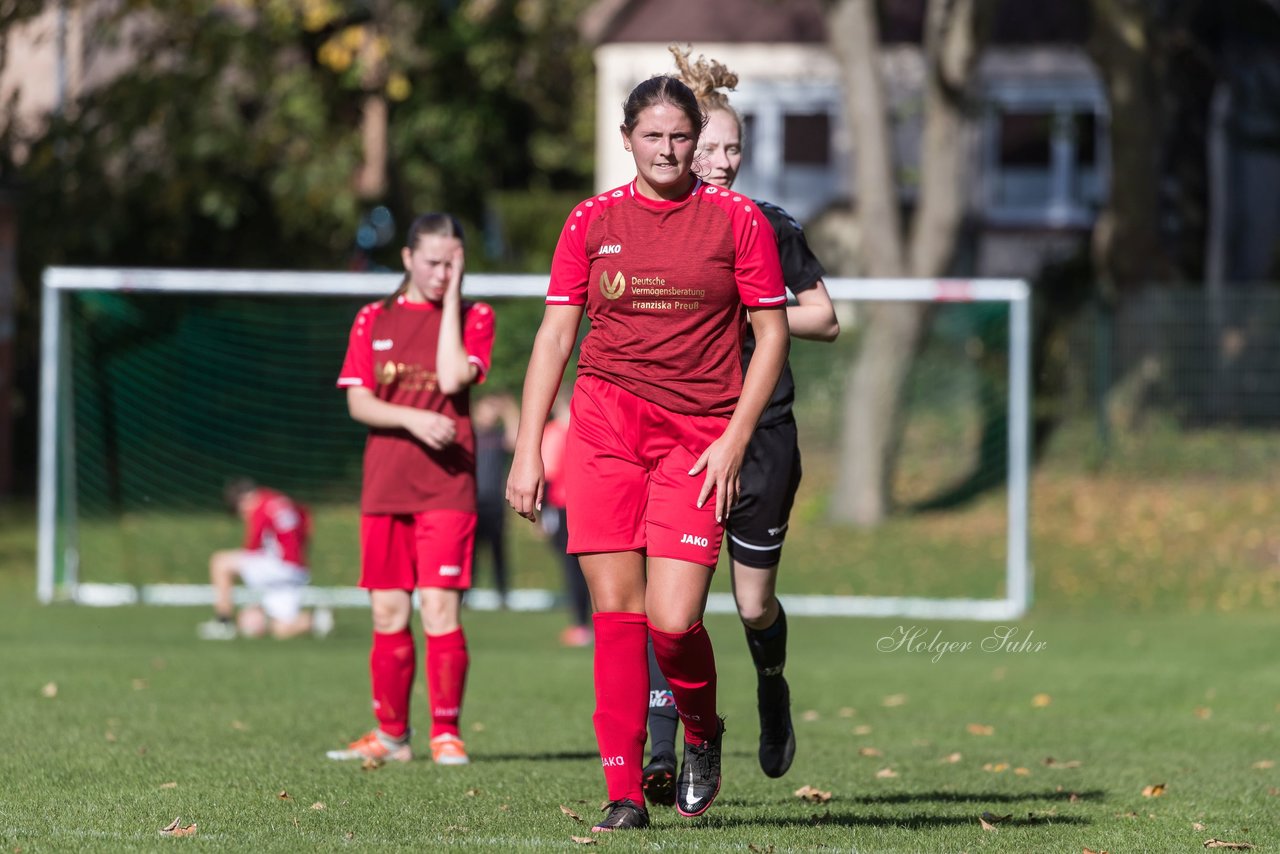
left=689, top=435, right=745, bottom=523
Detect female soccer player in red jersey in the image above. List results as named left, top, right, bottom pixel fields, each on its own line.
left=640, top=48, right=842, bottom=808
left=329, top=213, right=495, bottom=767
left=507, top=75, right=790, bottom=831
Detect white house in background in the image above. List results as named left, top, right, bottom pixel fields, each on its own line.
left=582, top=0, right=1108, bottom=278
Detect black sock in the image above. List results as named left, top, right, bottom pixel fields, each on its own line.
left=744, top=603, right=788, bottom=679
left=646, top=637, right=679, bottom=760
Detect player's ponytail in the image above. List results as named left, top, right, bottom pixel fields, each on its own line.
left=383, top=212, right=467, bottom=308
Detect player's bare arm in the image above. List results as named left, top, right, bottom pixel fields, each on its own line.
left=346, top=386, right=457, bottom=450
left=690, top=305, right=790, bottom=521
left=435, top=245, right=479, bottom=395
left=507, top=304, right=582, bottom=523
left=786, top=281, right=840, bottom=342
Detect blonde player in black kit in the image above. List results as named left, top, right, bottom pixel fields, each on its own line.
left=640, top=46, right=841, bottom=807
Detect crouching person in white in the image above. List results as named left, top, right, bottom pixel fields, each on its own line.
left=198, top=477, right=333, bottom=640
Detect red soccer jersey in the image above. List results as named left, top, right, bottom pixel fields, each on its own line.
left=547, top=180, right=786, bottom=417
left=244, top=488, right=310, bottom=566
left=337, top=295, right=496, bottom=514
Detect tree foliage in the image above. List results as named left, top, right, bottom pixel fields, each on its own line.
left=9, top=0, right=596, bottom=282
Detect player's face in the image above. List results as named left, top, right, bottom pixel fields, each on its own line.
left=695, top=109, right=742, bottom=190
left=401, top=234, right=463, bottom=302
left=623, top=102, right=698, bottom=200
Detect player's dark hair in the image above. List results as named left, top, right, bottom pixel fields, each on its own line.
left=223, top=477, right=256, bottom=514
left=620, top=75, right=705, bottom=144
left=385, top=212, right=466, bottom=307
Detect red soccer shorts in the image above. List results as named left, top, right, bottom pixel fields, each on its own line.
left=565, top=375, right=729, bottom=568
left=360, top=510, right=476, bottom=590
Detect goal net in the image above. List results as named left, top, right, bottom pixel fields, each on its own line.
left=38, top=268, right=1030, bottom=620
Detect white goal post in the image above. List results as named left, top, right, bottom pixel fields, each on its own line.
left=38, top=267, right=1031, bottom=620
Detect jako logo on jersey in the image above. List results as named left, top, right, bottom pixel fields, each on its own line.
left=598, top=243, right=622, bottom=255
left=599, top=270, right=625, bottom=300
left=439, top=565, right=462, bottom=577
left=680, top=533, right=709, bottom=547
left=601, top=755, right=626, bottom=767
left=372, top=338, right=393, bottom=351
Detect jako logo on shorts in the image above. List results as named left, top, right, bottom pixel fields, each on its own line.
left=680, top=533, right=709, bottom=547
left=439, top=565, right=462, bottom=576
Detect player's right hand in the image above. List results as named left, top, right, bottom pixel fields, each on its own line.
left=505, top=451, right=545, bottom=524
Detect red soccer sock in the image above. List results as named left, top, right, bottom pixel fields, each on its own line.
left=649, top=620, right=719, bottom=744
left=426, top=628, right=469, bottom=739
left=370, top=629, right=416, bottom=739
left=592, top=612, right=649, bottom=805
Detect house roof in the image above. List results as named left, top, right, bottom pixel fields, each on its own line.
left=581, top=0, right=827, bottom=45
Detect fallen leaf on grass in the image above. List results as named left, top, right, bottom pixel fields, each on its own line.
left=344, top=831, right=355, bottom=840
left=875, top=767, right=898, bottom=779
left=559, top=805, right=583, bottom=822
left=979, top=811, right=1011, bottom=831
left=983, top=762, right=1009, bottom=773
left=1251, top=760, right=1274, bottom=770
left=1014, top=767, right=1030, bottom=776
left=1203, top=840, right=1254, bottom=850
left=1194, top=707, right=1213, bottom=720
left=838, top=707, right=856, bottom=718
left=40, top=682, right=57, bottom=699
left=1043, top=757, right=1082, bottom=768
left=159, top=818, right=197, bottom=837
left=132, top=678, right=148, bottom=691
left=748, top=844, right=776, bottom=854
left=277, top=790, right=291, bottom=800
left=967, top=723, right=995, bottom=736
left=1141, top=783, right=1166, bottom=798
left=464, top=788, right=481, bottom=797
left=858, top=747, right=882, bottom=757
left=570, top=836, right=596, bottom=845
left=105, top=731, right=117, bottom=743
left=471, top=722, right=486, bottom=732
left=1193, top=822, right=1206, bottom=831
left=852, top=725, right=873, bottom=736
left=801, top=710, right=821, bottom=722
left=310, top=803, right=325, bottom=811
left=793, top=785, right=832, bottom=803
left=1032, top=693, right=1052, bottom=707
left=1083, top=848, right=1110, bottom=854
left=159, top=782, right=178, bottom=790
left=941, top=752, right=962, bottom=763
left=230, top=721, right=249, bottom=731
left=361, top=757, right=383, bottom=771
left=882, top=693, right=907, bottom=707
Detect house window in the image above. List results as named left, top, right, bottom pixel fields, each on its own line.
left=783, top=112, right=831, bottom=166
left=985, top=98, right=1106, bottom=227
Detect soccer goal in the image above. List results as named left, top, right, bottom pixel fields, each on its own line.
left=38, top=267, right=1031, bottom=620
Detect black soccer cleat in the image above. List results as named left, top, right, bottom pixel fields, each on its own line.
left=592, top=798, right=650, bottom=831
left=641, top=754, right=677, bottom=807
left=757, top=675, right=796, bottom=778
left=676, top=718, right=725, bottom=818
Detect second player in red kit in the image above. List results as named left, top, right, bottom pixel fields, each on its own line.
left=330, top=213, right=494, bottom=767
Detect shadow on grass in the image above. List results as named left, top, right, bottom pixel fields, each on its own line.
left=846, top=788, right=1106, bottom=805
left=479, top=750, right=601, bottom=762
left=716, top=812, right=1092, bottom=829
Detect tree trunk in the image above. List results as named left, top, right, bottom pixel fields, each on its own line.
left=1087, top=0, right=1171, bottom=292
left=356, top=25, right=388, bottom=201
left=829, top=0, right=993, bottom=526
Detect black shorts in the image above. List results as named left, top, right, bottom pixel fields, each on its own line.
left=726, top=418, right=802, bottom=569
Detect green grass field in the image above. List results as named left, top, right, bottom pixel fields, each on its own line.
left=4, top=426, right=1280, bottom=851
left=2, top=600, right=1276, bottom=852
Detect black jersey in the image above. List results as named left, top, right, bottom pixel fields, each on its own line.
left=742, top=200, right=827, bottom=427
